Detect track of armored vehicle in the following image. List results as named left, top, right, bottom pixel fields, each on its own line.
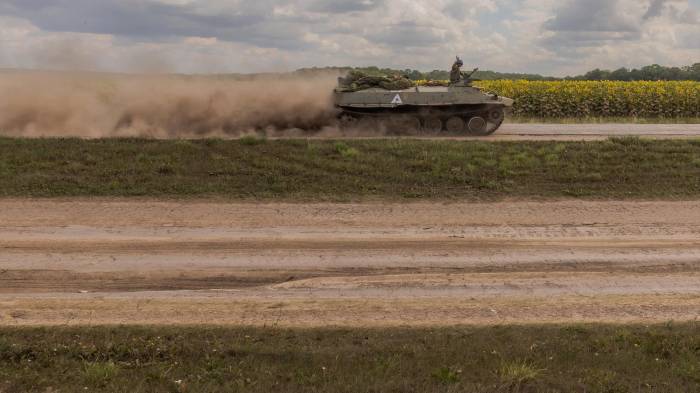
left=333, top=77, right=514, bottom=136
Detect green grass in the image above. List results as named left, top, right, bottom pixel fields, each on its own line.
left=498, top=360, right=543, bottom=389
left=1, top=324, right=700, bottom=392
left=1, top=137, right=700, bottom=200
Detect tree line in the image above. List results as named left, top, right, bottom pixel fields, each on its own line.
left=567, top=64, right=700, bottom=81
left=295, top=63, right=700, bottom=81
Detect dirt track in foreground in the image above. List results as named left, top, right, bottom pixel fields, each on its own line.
left=1, top=199, right=700, bottom=326
left=483, top=123, right=700, bottom=140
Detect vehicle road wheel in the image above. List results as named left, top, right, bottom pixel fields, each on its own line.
left=445, top=116, right=465, bottom=133
left=387, top=116, right=421, bottom=135
left=489, top=108, right=505, bottom=123
left=356, top=117, right=380, bottom=133
left=422, top=117, right=443, bottom=134
left=339, top=114, right=358, bottom=129
left=467, top=116, right=487, bottom=135
left=470, top=109, right=505, bottom=136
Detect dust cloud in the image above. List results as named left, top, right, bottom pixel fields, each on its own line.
left=0, top=70, right=342, bottom=138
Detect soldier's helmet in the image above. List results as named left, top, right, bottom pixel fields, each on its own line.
left=454, top=57, right=463, bottom=67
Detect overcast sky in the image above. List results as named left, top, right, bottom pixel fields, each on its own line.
left=0, top=0, right=698, bottom=76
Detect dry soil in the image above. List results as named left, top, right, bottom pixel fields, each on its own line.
left=1, top=199, right=699, bottom=326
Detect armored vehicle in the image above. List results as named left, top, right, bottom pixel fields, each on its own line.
left=333, top=59, right=514, bottom=135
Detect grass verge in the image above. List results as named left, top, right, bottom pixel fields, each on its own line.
left=1, top=324, right=699, bottom=392
left=1, top=137, right=699, bottom=200
left=506, top=117, right=700, bottom=124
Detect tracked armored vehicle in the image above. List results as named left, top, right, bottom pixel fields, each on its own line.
left=334, top=62, right=514, bottom=135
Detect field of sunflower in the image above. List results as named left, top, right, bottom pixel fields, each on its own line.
left=416, top=80, right=700, bottom=119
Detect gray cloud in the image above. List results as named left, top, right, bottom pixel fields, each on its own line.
left=542, top=31, right=641, bottom=53
left=534, top=0, right=700, bottom=75
left=644, top=0, right=700, bottom=22
left=644, top=0, right=668, bottom=18
left=545, top=0, right=639, bottom=33
left=443, top=0, right=471, bottom=19
left=367, top=21, right=452, bottom=47
left=0, top=0, right=321, bottom=50
left=542, top=0, right=646, bottom=52
left=0, top=0, right=475, bottom=52
left=309, top=0, right=384, bottom=14
left=1, top=0, right=258, bottom=37
left=680, top=8, right=700, bottom=22
left=0, top=0, right=698, bottom=76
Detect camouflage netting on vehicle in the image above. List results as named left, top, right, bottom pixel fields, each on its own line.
left=337, top=71, right=415, bottom=92
left=420, top=80, right=450, bottom=87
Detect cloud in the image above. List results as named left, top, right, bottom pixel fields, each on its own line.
left=536, top=0, right=700, bottom=74
left=644, top=0, right=699, bottom=21
left=0, top=0, right=698, bottom=76
left=442, top=0, right=498, bottom=19
left=0, top=0, right=279, bottom=45
left=308, top=0, right=385, bottom=14
left=367, top=21, right=454, bottom=48
left=545, top=0, right=639, bottom=32
left=645, top=0, right=670, bottom=19
left=540, top=0, right=646, bottom=56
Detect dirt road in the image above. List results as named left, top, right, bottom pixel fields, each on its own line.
left=492, top=123, right=700, bottom=140
left=1, top=199, right=700, bottom=326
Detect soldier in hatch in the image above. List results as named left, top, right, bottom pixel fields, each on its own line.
left=450, top=57, right=464, bottom=84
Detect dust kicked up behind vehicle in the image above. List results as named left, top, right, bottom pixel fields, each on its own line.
left=333, top=58, right=514, bottom=135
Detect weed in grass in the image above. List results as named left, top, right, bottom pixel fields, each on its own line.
left=305, top=142, right=321, bottom=155
left=333, top=141, right=350, bottom=152
left=431, top=366, right=461, bottom=385
left=497, top=159, right=516, bottom=177
left=157, top=164, right=175, bottom=175
left=0, top=338, right=10, bottom=356
left=208, top=152, right=227, bottom=162
left=464, top=163, right=477, bottom=175
left=580, top=369, right=626, bottom=393
left=674, top=357, right=700, bottom=383
left=174, top=140, right=195, bottom=147
left=609, top=136, right=646, bottom=146
left=143, top=366, right=173, bottom=386
left=510, top=152, right=539, bottom=169
left=203, top=138, right=222, bottom=147
left=582, top=172, right=603, bottom=182
left=543, top=153, right=561, bottom=167
left=612, top=328, right=633, bottom=346
left=341, top=147, right=359, bottom=158
left=552, top=143, right=568, bottom=154
left=239, top=135, right=267, bottom=146
left=294, top=369, right=321, bottom=387
left=470, top=156, right=498, bottom=169
left=479, top=179, right=501, bottom=190
left=334, top=141, right=360, bottom=158
left=82, top=361, right=119, bottom=388
left=498, top=360, right=542, bottom=388
left=640, top=332, right=678, bottom=360
left=372, top=354, right=400, bottom=375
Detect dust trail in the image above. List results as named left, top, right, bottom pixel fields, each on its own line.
left=0, top=70, right=343, bottom=138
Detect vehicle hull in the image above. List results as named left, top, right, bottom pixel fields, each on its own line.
left=334, top=85, right=514, bottom=135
